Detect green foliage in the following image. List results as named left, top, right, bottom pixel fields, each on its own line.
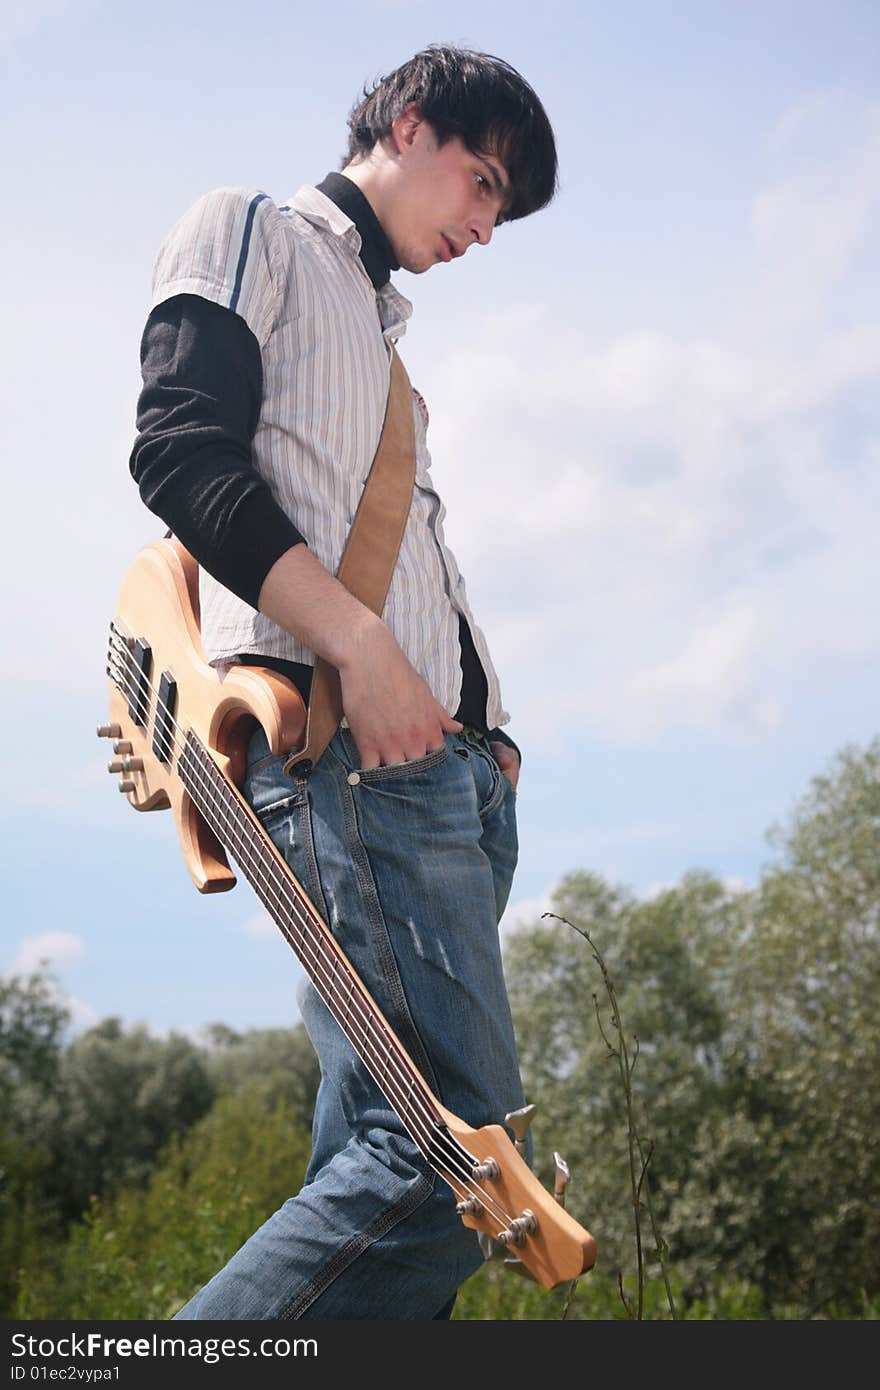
left=200, top=1023, right=320, bottom=1132
left=504, top=738, right=880, bottom=1317
left=49, top=1020, right=216, bottom=1220
left=0, top=969, right=68, bottom=1094
left=0, top=994, right=318, bottom=1318
left=16, top=1085, right=310, bottom=1319
left=5, top=737, right=879, bottom=1320
left=453, top=1263, right=779, bottom=1320
left=0, top=971, right=69, bottom=1315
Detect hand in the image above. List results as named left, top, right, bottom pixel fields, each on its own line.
left=257, top=547, right=462, bottom=770
left=490, top=740, right=521, bottom=793
left=340, top=618, right=462, bottom=769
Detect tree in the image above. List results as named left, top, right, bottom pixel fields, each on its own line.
left=16, top=1087, right=312, bottom=1319
left=48, top=1020, right=216, bottom=1219
left=503, top=738, right=880, bottom=1315
left=0, top=971, right=69, bottom=1315
left=201, top=1022, right=320, bottom=1131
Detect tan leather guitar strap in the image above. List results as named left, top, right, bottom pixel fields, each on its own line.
left=283, top=346, right=416, bottom=775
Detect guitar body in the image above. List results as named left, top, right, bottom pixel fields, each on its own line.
left=104, top=538, right=597, bottom=1288
left=108, top=539, right=307, bottom=891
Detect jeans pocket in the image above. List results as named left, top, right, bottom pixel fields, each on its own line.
left=356, top=743, right=450, bottom=783
left=461, top=738, right=505, bottom=819
left=334, top=728, right=451, bottom=783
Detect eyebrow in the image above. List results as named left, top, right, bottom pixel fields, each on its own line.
left=478, top=154, right=513, bottom=224
left=480, top=156, right=509, bottom=201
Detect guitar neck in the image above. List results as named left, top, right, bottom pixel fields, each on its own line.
left=105, top=543, right=598, bottom=1287
left=175, top=727, right=445, bottom=1155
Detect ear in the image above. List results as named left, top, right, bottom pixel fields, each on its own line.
left=390, top=101, right=427, bottom=154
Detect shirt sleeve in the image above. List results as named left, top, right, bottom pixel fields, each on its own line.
left=129, top=293, right=307, bottom=611
left=150, top=187, right=287, bottom=348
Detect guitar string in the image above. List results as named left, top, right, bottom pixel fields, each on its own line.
left=179, top=742, right=527, bottom=1234
left=107, top=628, right=455, bottom=1165
left=107, top=629, right=524, bottom=1239
left=106, top=634, right=523, bottom=1240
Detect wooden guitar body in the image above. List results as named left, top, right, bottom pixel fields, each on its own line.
left=104, top=538, right=597, bottom=1288
left=108, top=539, right=306, bottom=891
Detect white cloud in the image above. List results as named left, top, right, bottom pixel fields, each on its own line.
left=65, top=993, right=99, bottom=1034
left=427, top=96, right=880, bottom=750
left=243, top=911, right=277, bottom=940
left=5, top=93, right=878, bottom=793
left=12, top=931, right=85, bottom=972
left=1, top=945, right=97, bottom=1038
left=642, top=874, right=752, bottom=902
left=499, top=890, right=554, bottom=941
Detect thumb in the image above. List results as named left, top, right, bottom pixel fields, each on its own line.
left=438, top=704, right=464, bottom=734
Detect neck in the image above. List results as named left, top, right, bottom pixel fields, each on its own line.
left=340, top=154, right=391, bottom=224
left=318, top=168, right=400, bottom=285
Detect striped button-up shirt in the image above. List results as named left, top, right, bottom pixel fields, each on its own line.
left=149, top=184, right=508, bottom=730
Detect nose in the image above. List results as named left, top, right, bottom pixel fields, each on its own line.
left=469, top=212, right=495, bottom=248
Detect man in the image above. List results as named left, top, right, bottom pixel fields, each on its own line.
left=130, top=44, right=558, bottom=1319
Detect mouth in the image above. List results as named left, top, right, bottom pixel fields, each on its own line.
left=440, top=235, right=463, bottom=262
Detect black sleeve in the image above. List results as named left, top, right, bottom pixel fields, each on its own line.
left=129, top=293, right=307, bottom=610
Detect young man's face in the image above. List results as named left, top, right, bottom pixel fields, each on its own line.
left=383, top=107, right=511, bottom=274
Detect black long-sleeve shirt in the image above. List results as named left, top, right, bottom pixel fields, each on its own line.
left=130, top=174, right=518, bottom=757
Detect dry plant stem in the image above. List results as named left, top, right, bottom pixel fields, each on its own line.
left=560, top=1278, right=579, bottom=1320
left=593, top=986, right=645, bottom=1318
left=544, top=912, right=679, bottom=1321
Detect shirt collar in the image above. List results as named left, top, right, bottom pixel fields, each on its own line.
left=286, top=182, right=413, bottom=336
left=316, top=172, right=399, bottom=288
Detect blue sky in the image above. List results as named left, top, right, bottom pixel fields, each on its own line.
left=2, top=1, right=878, bottom=1037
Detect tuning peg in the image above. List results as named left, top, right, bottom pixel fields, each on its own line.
left=472, top=1158, right=499, bottom=1181
left=109, top=757, right=144, bottom=774
left=118, top=780, right=136, bottom=794
left=455, top=1197, right=482, bottom=1215
left=553, top=1151, right=571, bottom=1207
left=112, top=741, right=133, bottom=754
left=477, top=1233, right=495, bottom=1262
left=497, top=1210, right=537, bottom=1247
left=504, top=1102, right=538, bottom=1153
left=97, top=724, right=122, bottom=739
left=503, top=1257, right=538, bottom=1281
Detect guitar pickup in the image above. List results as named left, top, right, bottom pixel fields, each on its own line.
left=128, top=638, right=152, bottom=728
left=153, top=670, right=178, bottom=764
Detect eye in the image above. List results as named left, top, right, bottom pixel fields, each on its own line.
left=475, top=173, right=490, bottom=192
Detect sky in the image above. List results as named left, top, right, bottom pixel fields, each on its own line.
left=2, top=0, right=878, bottom=1039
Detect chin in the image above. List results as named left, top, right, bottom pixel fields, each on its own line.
left=397, top=244, right=438, bottom=275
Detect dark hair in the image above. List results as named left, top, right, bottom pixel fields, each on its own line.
left=344, top=45, right=558, bottom=223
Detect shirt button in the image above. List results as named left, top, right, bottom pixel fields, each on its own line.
left=347, top=772, right=361, bottom=786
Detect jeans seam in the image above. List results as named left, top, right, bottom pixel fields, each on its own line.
left=474, top=752, right=505, bottom=821
left=356, top=744, right=450, bottom=782
left=277, top=1171, right=435, bottom=1319
left=296, top=777, right=330, bottom=922
left=336, top=767, right=441, bottom=1096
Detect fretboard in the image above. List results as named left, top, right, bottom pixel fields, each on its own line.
left=176, top=728, right=444, bottom=1155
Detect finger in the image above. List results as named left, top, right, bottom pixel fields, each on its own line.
left=439, top=706, right=464, bottom=733
left=356, top=740, right=381, bottom=771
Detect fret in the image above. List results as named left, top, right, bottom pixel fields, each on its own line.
left=104, top=539, right=598, bottom=1290
left=181, top=734, right=439, bottom=1130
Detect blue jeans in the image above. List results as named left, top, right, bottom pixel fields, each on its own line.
left=174, top=724, right=523, bottom=1320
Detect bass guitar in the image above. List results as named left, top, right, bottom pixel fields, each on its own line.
left=100, top=538, right=597, bottom=1289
